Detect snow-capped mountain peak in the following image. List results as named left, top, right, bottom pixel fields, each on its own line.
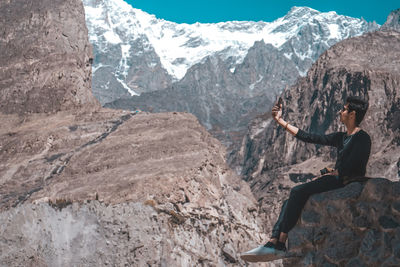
left=83, top=0, right=378, bottom=100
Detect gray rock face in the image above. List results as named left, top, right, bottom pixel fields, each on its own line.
left=284, top=178, right=400, bottom=266
left=0, top=0, right=99, bottom=114
left=0, top=198, right=262, bottom=267
left=105, top=43, right=298, bottom=149
left=90, top=33, right=173, bottom=105
left=381, top=8, right=400, bottom=32
left=104, top=41, right=300, bottom=163
left=83, top=0, right=173, bottom=105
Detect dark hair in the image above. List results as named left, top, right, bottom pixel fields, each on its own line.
left=346, top=96, right=369, bottom=126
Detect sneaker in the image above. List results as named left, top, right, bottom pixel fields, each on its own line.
left=240, top=242, right=287, bottom=262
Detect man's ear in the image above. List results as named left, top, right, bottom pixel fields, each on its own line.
left=350, top=110, right=356, bottom=120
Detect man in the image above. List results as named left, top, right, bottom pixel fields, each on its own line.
left=241, top=96, right=371, bottom=262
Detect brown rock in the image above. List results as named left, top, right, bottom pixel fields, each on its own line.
left=0, top=0, right=99, bottom=114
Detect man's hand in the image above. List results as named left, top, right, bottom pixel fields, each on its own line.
left=271, top=103, right=282, bottom=121
left=313, top=168, right=339, bottom=181
left=270, top=97, right=299, bottom=136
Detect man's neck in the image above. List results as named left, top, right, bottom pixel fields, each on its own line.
left=346, top=124, right=360, bottom=135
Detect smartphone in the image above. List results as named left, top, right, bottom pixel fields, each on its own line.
left=278, top=97, right=283, bottom=108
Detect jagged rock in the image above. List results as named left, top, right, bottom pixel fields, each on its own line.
left=284, top=179, right=400, bottom=266
left=381, top=8, right=400, bottom=32
left=0, top=0, right=100, bottom=114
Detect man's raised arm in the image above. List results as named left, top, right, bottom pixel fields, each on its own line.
left=271, top=101, right=340, bottom=147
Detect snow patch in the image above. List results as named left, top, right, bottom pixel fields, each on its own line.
left=104, top=31, right=121, bottom=44
left=119, top=44, right=131, bottom=76
left=328, top=24, right=340, bottom=39
left=85, top=5, right=103, bottom=19
left=116, top=77, right=139, bottom=96
left=284, top=52, right=293, bottom=60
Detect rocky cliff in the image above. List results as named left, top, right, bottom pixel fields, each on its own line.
left=284, top=178, right=400, bottom=266
left=0, top=0, right=268, bottom=266
left=0, top=0, right=99, bottom=114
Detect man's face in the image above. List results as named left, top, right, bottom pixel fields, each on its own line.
left=339, top=103, right=354, bottom=124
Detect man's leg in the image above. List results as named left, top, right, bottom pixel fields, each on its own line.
left=269, top=199, right=288, bottom=243
left=240, top=175, right=344, bottom=262
left=280, top=175, right=344, bottom=235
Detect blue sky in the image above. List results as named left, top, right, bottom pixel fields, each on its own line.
left=124, top=0, right=398, bottom=25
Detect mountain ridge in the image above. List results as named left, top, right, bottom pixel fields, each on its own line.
left=83, top=0, right=378, bottom=103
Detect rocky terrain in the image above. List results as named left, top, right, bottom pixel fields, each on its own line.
left=105, top=41, right=300, bottom=156
left=0, top=0, right=270, bottom=266
left=284, top=178, right=400, bottom=266
left=1, top=0, right=399, bottom=266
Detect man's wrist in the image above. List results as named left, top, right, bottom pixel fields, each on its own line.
left=277, top=118, right=289, bottom=130
left=277, top=118, right=285, bottom=125
left=284, top=121, right=289, bottom=129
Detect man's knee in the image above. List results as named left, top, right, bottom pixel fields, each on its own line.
left=289, top=184, right=307, bottom=199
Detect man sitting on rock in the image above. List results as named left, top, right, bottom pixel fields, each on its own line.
left=241, top=96, right=371, bottom=262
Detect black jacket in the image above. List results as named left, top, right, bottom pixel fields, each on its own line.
left=295, top=129, right=371, bottom=182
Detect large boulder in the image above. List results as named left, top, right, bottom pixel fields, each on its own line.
left=284, top=178, right=400, bottom=266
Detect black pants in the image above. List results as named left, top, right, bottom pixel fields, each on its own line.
left=271, top=175, right=344, bottom=239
